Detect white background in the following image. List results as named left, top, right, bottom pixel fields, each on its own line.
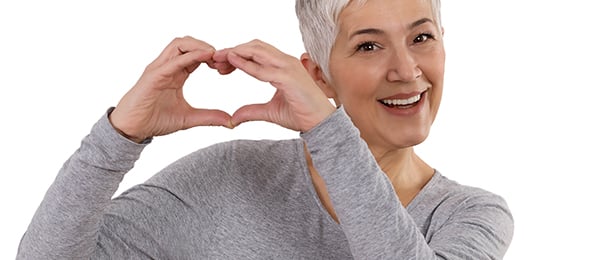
left=1, top=1, right=598, bottom=259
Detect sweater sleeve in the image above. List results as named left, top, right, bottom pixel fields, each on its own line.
left=300, top=107, right=513, bottom=260
left=16, top=108, right=149, bottom=259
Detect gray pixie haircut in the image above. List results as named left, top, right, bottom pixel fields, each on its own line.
left=295, top=0, right=441, bottom=80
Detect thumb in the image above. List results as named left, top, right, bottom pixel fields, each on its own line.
left=184, top=108, right=234, bottom=129
left=231, top=103, right=270, bottom=127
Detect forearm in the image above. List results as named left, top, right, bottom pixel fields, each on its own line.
left=301, top=107, right=435, bottom=259
left=301, top=107, right=513, bottom=259
left=17, top=108, right=147, bottom=259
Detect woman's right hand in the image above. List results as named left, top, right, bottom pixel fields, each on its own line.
left=109, top=36, right=235, bottom=143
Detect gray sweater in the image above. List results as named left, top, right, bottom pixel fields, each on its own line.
left=17, top=108, right=513, bottom=259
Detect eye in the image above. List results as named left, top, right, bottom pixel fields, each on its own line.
left=413, top=33, right=435, bottom=44
left=355, top=41, right=381, bottom=52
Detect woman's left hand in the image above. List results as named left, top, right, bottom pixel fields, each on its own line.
left=213, top=39, right=335, bottom=132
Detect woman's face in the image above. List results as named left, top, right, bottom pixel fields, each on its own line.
left=326, top=0, right=445, bottom=155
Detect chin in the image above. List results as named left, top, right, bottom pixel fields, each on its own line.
left=390, top=126, right=431, bottom=149
left=397, top=135, right=428, bottom=149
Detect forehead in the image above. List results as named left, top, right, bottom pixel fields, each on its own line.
left=338, top=0, right=434, bottom=33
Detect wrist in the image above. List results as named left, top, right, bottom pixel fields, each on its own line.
left=303, top=104, right=338, bottom=133
left=107, top=108, right=147, bottom=144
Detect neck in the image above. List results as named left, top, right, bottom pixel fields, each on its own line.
left=305, top=143, right=435, bottom=224
left=370, top=145, right=435, bottom=207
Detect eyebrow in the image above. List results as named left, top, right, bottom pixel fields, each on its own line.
left=349, top=18, right=434, bottom=40
left=410, top=18, right=434, bottom=29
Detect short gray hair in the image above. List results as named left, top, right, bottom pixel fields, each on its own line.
left=295, top=0, right=441, bottom=80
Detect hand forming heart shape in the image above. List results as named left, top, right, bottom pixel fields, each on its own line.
left=109, top=36, right=335, bottom=143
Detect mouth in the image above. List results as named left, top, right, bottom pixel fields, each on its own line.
left=378, top=90, right=427, bottom=109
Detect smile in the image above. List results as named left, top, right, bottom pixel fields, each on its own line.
left=378, top=91, right=425, bottom=108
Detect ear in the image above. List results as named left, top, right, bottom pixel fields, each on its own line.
left=300, top=53, right=337, bottom=99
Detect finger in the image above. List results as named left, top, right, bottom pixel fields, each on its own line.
left=211, top=49, right=236, bottom=74
left=162, top=49, right=214, bottom=76
left=226, top=51, right=272, bottom=82
left=228, top=43, right=272, bottom=68
left=229, top=40, right=289, bottom=68
left=155, top=36, right=216, bottom=65
left=184, top=108, right=234, bottom=129
left=185, top=62, right=202, bottom=75
left=231, top=103, right=270, bottom=127
left=212, top=62, right=236, bottom=75
left=213, top=48, right=232, bottom=63
left=225, top=41, right=292, bottom=84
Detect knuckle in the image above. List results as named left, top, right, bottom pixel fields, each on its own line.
left=171, top=36, right=192, bottom=44
left=144, top=62, right=158, bottom=72
left=169, top=37, right=182, bottom=47
left=250, top=39, right=265, bottom=45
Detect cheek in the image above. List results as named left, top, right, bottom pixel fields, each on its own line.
left=425, top=54, right=445, bottom=119
left=422, top=48, right=445, bottom=83
left=329, top=61, right=383, bottom=104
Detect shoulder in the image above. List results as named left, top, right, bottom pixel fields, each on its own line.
left=420, top=172, right=514, bottom=244
left=145, top=138, right=306, bottom=187
left=411, top=172, right=514, bottom=257
left=126, top=138, right=306, bottom=209
left=192, top=138, right=305, bottom=165
left=421, top=172, right=512, bottom=220
left=437, top=173, right=510, bottom=214
left=413, top=171, right=513, bottom=230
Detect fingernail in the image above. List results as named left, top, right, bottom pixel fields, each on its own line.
left=226, top=120, right=235, bottom=129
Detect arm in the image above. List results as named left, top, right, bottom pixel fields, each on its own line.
left=301, top=108, right=514, bottom=259
left=17, top=110, right=147, bottom=259
left=17, top=36, right=234, bottom=259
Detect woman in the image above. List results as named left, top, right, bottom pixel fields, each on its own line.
left=18, top=0, right=513, bottom=259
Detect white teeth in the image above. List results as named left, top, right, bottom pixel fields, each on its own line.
left=381, top=94, right=421, bottom=106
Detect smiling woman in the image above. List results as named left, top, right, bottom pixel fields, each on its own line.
left=11, top=0, right=517, bottom=259
left=12, top=0, right=516, bottom=258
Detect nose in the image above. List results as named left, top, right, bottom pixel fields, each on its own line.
left=386, top=47, right=422, bottom=82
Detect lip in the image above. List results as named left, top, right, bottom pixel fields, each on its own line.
left=378, top=90, right=428, bottom=116
left=378, top=90, right=427, bottom=100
